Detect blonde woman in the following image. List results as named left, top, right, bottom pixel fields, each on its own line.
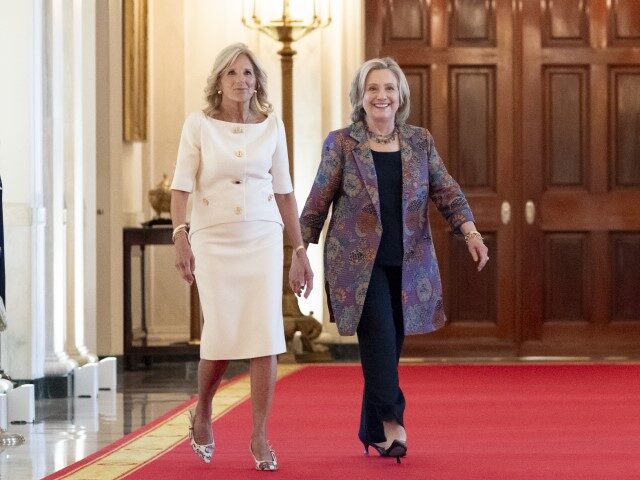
left=170, top=43, right=313, bottom=471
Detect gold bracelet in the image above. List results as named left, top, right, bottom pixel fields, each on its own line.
left=294, top=245, right=305, bottom=255
left=172, top=227, right=188, bottom=243
left=464, top=230, right=483, bottom=244
left=172, top=223, right=187, bottom=237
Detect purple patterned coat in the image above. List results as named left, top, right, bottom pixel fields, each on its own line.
left=300, top=121, right=475, bottom=336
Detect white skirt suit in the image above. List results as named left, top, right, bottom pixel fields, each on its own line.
left=171, top=111, right=293, bottom=360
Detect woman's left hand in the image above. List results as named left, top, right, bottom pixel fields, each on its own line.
left=289, top=249, right=314, bottom=298
left=467, top=237, right=489, bottom=271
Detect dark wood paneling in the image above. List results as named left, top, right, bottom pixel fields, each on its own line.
left=449, top=67, right=496, bottom=189
left=448, top=233, right=497, bottom=323
left=611, top=233, right=640, bottom=320
left=369, top=0, right=640, bottom=358
left=610, top=0, right=640, bottom=44
left=541, top=191, right=640, bottom=230
left=610, top=69, right=640, bottom=187
left=544, top=67, right=588, bottom=187
left=449, top=0, right=495, bottom=46
left=544, top=234, right=587, bottom=322
left=385, top=0, right=429, bottom=45
left=403, top=67, right=430, bottom=128
left=521, top=0, right=640, bottom=356
left=542, top=0, right=588, bottom=46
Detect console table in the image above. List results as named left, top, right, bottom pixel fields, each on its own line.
left=123, top=226, right=201, bottom=369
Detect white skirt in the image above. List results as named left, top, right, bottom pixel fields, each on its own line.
left=190, top=221, right=286, bottom=360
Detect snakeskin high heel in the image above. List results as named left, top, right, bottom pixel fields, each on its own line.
left=249, top=442, right=278, bottom=471
left=188, top=410, right=214, bottom=464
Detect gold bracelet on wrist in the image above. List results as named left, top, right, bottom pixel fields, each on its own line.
left=464, top=230, right=483, bottom=244
left=172, top=224, right=187, bottom=237
left=294, top=245, right=305, bottom=255
left=172, top=227, right=188, bottom=243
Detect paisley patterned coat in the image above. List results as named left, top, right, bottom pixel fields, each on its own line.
left=299, top=121, right=474, bottom=336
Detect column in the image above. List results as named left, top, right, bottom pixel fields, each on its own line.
left=0, top=0, right=49, bottom=380
left=44, top=0, right=76, bottom=376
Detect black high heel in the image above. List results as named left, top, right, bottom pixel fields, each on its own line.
left=361, top=439, right=407, bottom=463
left=362, top=440, right=387, bottom=456
left=384, top=439, right=407, bottom=464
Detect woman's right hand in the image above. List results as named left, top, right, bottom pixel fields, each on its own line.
left=289, top=248, right=314, bottom=299
left=174, top=236, right=195, bottom=284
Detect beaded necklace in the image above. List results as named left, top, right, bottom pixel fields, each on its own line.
left=365, top=124, right=398, bottom=144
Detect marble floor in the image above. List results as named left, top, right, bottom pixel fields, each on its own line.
left=0, top=360, right=249, bottom=480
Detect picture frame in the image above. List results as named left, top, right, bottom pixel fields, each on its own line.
left=123, top=0, right=147, bottom=142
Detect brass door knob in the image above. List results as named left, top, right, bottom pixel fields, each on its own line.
left=525, top=200, right=536, bottom=225
left=501, top=201, right=511, bottom=225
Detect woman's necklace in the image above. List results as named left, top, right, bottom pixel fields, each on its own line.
left=365, top=123, right=398, bottom=144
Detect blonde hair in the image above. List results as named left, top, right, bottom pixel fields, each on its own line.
left=203, top=43, right=273, bottom=117
left=349, top=57, right=411, bottom=124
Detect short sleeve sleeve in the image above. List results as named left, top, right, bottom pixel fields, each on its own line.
left=170, top=112, right=201, bottom=193
left=271, top=116, right=293, bottom=194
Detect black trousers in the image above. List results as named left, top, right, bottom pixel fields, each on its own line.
left=357, top=265, right=405, bottom=444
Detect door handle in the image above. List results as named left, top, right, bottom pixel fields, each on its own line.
left=501, top=201, right=511, bottom=225
left=525, top=200, right=536, bottom=225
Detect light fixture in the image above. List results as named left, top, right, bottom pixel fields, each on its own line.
left=242, top=0, right=331, bottom=169
left=242, top=0, right=331, bottom=46
left=242, top=0, right=332, bottom=359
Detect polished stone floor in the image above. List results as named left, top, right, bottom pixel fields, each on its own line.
left=0, top=361, right=249, bottom=480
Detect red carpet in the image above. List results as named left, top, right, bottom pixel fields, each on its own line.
left=48, top=364, right=640, bottom=479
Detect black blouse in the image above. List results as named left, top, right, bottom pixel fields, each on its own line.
left=372, top=151, right=404, bottom=266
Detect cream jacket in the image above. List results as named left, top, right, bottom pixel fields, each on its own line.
left=171, top=111, right=293, bottom=235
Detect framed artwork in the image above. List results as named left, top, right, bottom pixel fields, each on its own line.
left=123, top=0, right=147, bottom=141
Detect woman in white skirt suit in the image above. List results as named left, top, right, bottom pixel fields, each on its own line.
left=170, top=43, right=313, bottom=471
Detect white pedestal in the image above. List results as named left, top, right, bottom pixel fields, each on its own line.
left=74, top=363, right=98, bottom=398
left=7, top=384, right=35, bottom=423
left=0, top=393, right=7, bottom=430
left=98, top=357, right=117, bottom=391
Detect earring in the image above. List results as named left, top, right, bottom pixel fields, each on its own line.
left=254, top=89, right=258, bottom=93
left=217, top=90, right=222, bottom=95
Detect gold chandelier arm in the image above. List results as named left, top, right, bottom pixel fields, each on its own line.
left=242, top=0, right=331, bottom=44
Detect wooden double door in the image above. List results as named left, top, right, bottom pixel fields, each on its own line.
left=365, top=0, right=640, bottom=357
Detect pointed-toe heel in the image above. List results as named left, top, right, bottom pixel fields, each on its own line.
left=250, top=443, right=278, bottom=471
left=188, top=410, right=214, bottom=464
left=361, top=440, right=386, bottom=456
left=362, top=438, right=407, bottom=463
left=384, top=439, right=407, bottom=464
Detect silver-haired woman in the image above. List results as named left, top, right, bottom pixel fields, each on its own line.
left=170, top=43, right=313, bottom=471
left=300, top=57, right=488, bottom=462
